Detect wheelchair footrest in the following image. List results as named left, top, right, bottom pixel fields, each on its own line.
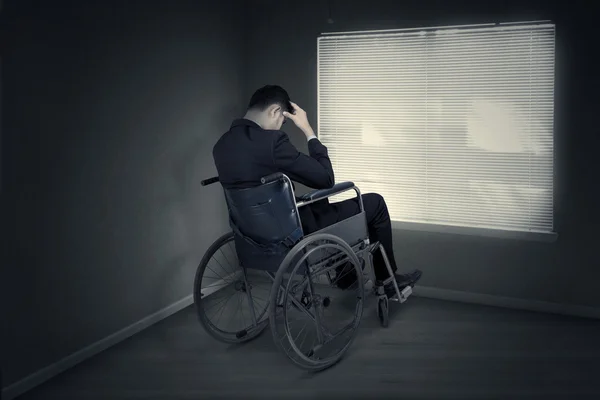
left=389, top=285, right=413, bottom=304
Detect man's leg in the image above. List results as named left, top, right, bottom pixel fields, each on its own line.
left=311, top=193, right=421, bottom=285
left=328, top=193, right=396, bottom=280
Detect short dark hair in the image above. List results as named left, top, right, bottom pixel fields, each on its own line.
left=247, top=85, right=293, bottom=114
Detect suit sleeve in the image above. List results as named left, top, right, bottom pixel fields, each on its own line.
left=272, top=132, right=335, bottom=189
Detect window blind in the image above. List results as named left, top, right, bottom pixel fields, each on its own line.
left=317, top=22, right=556, bottom=234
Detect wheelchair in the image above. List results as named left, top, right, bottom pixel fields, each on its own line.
left=193, top=172, right=415, bottom=371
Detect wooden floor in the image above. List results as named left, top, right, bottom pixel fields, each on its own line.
left=16, top=297, right=600, bottom=399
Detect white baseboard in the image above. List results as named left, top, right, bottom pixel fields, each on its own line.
left=413, top=285, right=600, bottom=320
left=1, top=295, right=195, bottom=400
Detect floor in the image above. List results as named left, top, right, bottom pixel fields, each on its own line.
left=15, top=296, right=600, bottom=399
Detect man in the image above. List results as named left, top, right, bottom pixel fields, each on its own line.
left=213, top=85, right=422, bottom=295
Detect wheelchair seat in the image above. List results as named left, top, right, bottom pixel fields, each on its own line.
left=223, top=175, right=303, bottom=273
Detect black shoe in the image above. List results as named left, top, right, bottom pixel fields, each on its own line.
left=384, top=269, right=422, bottom=298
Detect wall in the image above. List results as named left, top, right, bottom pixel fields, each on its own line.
left=1, top=0, right=246, bottom=388
left=245, top=0, right=600, bottom=308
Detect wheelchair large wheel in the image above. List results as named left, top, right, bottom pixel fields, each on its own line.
left=269, top=233, right=365, bottom=371
left=193, top=232, right=271, bottom=344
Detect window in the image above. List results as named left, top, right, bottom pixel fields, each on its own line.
left=317, top=22, right=556, bottom=236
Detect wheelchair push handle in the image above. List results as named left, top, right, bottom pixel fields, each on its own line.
left=201, top=176, right=220, bottom=186
left=261, top=172, right=284, bottom=184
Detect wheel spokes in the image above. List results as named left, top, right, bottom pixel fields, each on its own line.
left=198, top=235, right=271, bottom=341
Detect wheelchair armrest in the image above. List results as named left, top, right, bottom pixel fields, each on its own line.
left=299, top=181, right=355, bottom=203
left=261, top=172, right=284, bottom=184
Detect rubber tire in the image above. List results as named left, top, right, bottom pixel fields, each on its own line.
left=377, top=296, right=389, bottom=328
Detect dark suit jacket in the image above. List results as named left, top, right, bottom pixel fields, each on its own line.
left=212, top=118, right=335, bottom=232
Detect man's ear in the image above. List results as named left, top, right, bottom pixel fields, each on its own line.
left=267, top=104, right=281, bottom=118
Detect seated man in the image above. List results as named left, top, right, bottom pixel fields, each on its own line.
left=212, top=85, right=422, bottom=295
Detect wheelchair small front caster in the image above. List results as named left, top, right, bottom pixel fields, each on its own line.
left=377, top=296, right=389, bottom=327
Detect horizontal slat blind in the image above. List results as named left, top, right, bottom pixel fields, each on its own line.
left=317, top=23, right=555, bottom=233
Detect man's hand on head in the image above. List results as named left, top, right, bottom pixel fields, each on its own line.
left=283, top=102, right=316, bottom=139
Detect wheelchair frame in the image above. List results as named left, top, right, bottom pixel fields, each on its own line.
left=194, top=172, right=414, bottom=370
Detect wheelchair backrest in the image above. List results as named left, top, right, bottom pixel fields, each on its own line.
left=223, top=176, right=302, bottom=249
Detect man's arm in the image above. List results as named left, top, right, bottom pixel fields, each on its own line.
left=272, top=132, right=335, bottom=189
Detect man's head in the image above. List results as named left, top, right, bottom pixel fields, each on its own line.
left=244, top=85, right=294, bottom=130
